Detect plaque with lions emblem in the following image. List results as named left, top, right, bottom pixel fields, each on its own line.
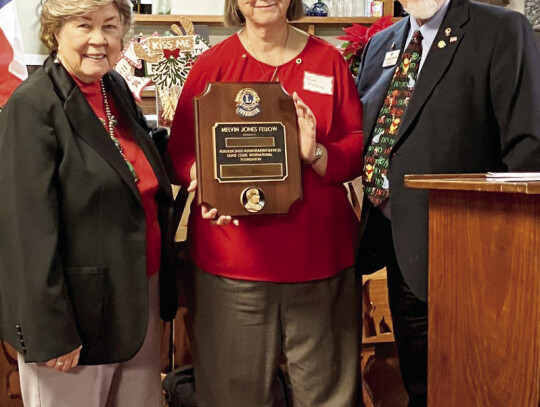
left=194, top=82, right=302, bottom=216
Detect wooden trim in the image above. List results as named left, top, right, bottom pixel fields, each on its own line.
left=134, top=14, right=401, bottom=27
left=404, top=174, right=540, bottom=194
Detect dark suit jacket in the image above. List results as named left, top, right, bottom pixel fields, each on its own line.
left=0, top=56, right=178, bottom=364
left=356, top=0, right=540, bottom=301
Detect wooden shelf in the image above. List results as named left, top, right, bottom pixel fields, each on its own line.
left=133, top=0, right=398, bottom=34
left=135, top=14, right=225, bottom=26
left=134, top=14, right=399, bottom=27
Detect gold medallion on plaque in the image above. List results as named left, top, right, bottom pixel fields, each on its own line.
left=241, top=187, right=265, bottom=213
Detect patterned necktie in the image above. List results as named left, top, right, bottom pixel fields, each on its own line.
left=363, top=30, right=423, bottom=206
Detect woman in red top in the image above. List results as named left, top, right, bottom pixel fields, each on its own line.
left=167, top=0, right=363, bottom=405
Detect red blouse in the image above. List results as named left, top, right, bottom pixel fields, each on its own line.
left=76, top=78, right=161, bottom=277
left=167, top=34, right=363, bottom=282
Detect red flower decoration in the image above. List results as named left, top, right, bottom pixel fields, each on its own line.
left=337, top=16, right=394, bottom=77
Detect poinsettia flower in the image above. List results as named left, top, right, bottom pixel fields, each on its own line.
left=337, top=16, right=394, bottom=77
left=337, top=24, right=370, bottom=44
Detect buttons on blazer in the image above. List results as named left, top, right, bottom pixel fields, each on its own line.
left=16, top=324, right=27, bottom=354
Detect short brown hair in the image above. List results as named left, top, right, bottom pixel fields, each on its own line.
left=40, top=0, right=133, bottom=50
left=224, top=0, right=304, bottom=27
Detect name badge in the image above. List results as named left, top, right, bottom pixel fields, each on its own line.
left=382, top=50, right=400, bottom=67
left=303, top=71, right=334, bottom=95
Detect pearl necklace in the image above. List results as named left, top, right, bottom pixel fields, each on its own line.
left=99, top=80, right=139, bottom=182
left=244, top=25, right=289, bottom=82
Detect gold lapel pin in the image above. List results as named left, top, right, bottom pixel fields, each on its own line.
left=438, top=40, right=447, bottom=48
left=445, top=27, right=451, bottom=37
left=450, top=36, right=458, bottom=43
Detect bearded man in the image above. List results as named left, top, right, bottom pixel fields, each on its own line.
left=355, top=0, right=540, bottom=405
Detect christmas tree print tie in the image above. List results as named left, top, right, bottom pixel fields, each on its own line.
left=363, top=30, right=423, bottom=206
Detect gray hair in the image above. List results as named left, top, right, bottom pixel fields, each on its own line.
left=40, top=0, right=133, bottom=50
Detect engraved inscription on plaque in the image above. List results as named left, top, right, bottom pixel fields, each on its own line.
left=213, top=122, right=288, bottom=182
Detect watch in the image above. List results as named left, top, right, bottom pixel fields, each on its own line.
left=310, top=144, right=323, bottom=164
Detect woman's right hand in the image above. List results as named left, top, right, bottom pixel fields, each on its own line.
left=45, top=345, right=82, bottom=372
left=189, top=163, right=238, bottom=226
left=187, top=161, right=198, bottom=193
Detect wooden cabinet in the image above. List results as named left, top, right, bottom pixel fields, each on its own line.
left=405, top=174, right=540, bottom=407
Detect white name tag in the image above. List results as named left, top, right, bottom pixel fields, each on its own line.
left=382, top=50, right=400, bottom=67
left=303, top=71, right=334, bottom=95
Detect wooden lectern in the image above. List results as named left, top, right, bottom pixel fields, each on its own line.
left=404, top=174, right=540, bottom=407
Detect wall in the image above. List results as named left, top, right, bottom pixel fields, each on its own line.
left=508, top=0, right=526, bottom=12
left=16, top=0, right=47, bottom=61
left=171, top=0, right=225, bottom=15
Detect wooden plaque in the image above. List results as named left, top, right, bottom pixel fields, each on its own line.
left=194, top=82, right=302, bottom=216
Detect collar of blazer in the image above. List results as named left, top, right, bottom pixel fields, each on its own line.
left=43, top=55, right=172, bottom=206
left=362, top=0, right=470, bottom=151
left=393, top=0, right=470, bottom=149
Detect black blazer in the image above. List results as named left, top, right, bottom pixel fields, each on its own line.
left=0, top=56, right=178, bottom=364
left=356, top=0, right=540, bottom=301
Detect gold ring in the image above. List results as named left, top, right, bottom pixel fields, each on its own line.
left=56, top=361, right=64, bottom=366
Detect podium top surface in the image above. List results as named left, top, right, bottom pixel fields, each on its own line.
left=404, top=174, right=540, bottom=194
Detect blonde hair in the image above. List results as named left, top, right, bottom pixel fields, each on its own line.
left=40, top=0, right=133, bottom=50
left=223, top=0, right=304, bottom=27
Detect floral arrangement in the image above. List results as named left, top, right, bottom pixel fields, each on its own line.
left=337, top=16, right=394, bottom=77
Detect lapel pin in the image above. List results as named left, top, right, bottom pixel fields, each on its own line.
left=445, top=27, right=451, bottom=36
left=438, top=40, right=447, bottom=48
left=450, top=36, right=458, bottom=43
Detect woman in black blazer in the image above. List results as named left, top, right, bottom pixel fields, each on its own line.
left=0, top=0, right=177, bottom=405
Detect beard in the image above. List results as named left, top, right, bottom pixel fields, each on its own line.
left=402, top=0, right=444, bottom=21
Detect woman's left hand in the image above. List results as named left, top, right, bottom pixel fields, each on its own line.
left=45, top=345, right=82, bottom=372
left=293, top=92, right=317, bottom=162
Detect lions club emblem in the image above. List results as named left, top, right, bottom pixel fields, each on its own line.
left=235, top=88, right=261, bottom=118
